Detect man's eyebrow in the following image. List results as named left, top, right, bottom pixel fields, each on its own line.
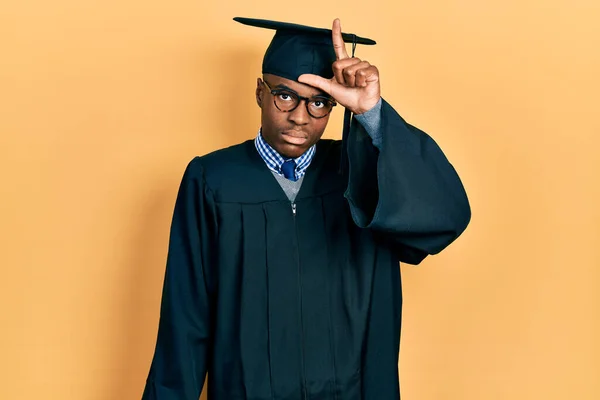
left=273, top=84, right=331, bottom=99
left=272, top=83, right=295, bottom=91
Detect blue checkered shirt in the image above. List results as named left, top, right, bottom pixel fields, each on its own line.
left=254, top=130, right=316, bottom=181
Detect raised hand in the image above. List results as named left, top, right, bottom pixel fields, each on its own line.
left=298, top=18, right=381, bottom=115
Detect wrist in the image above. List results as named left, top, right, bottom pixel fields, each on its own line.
left=353, top=97, right=381, bottom=115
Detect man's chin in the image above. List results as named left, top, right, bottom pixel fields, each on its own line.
left=275, top=142, right=308, bottom=159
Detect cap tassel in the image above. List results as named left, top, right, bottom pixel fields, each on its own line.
left=339, top=34, right=358, bottom=178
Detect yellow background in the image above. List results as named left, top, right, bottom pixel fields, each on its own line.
left=1, top=0, right=598, bottom=399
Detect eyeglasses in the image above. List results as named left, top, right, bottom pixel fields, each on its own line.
left=262, top=80, right=336, bottom=119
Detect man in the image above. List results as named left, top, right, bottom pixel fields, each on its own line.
left=142, top=17, right=470, bottom=400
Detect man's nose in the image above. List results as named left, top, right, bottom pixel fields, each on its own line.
left=288, top=100, right=311, bottom=125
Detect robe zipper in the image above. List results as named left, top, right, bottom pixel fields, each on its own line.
left=291, top=201, right=308, bottom=400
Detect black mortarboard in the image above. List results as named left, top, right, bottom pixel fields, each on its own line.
left=233, top=17, right=376, bottom=82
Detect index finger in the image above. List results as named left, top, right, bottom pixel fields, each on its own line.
left=332, top=18, right=349, bottom=60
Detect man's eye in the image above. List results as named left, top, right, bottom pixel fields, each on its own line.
left=278, top=93, right=294, bottom=101
left=312, top=101, right=325, bottom=109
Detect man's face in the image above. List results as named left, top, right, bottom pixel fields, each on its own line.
left=256, top=73, right=331, bottom=159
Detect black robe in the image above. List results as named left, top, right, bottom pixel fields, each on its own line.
left=142, top=99, right=471, bottom=400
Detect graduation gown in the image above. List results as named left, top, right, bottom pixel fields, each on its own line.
left=142, top=99, right=471, bottom=400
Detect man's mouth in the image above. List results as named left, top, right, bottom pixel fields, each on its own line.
left=281, top=131, right=308, bottom=145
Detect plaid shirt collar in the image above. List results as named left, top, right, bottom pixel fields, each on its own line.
left=254, top=129, right=316, bottom=180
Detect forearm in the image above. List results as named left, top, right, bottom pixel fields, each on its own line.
left=345, top=99, right=471, bottom=262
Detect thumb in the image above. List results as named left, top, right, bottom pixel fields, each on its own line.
left=297, top=74, right=334, bottom=95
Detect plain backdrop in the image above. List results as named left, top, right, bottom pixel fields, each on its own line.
left=1, top=1, right=598, bottom=399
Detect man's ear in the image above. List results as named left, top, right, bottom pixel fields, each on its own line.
left=256, top=78, right=263, bottom=108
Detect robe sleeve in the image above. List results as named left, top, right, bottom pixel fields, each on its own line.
left=345, top=99, right=471, bottom=265
left=142, top=157, right=215, bottom=399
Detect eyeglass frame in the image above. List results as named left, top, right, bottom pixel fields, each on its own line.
left=262, top=80, right=337, bottom=119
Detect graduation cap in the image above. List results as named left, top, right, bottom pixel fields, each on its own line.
left=233, top=17, right=376, bottom=82
left=234, top=17, right=377, bottom=175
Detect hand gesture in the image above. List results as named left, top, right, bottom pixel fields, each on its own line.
left=298, top=18, right=381, bottom=115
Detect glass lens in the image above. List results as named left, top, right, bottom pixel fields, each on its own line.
left=273, top=91, right=299, bottom=111
left=308, top=98, right=334, bottom=118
